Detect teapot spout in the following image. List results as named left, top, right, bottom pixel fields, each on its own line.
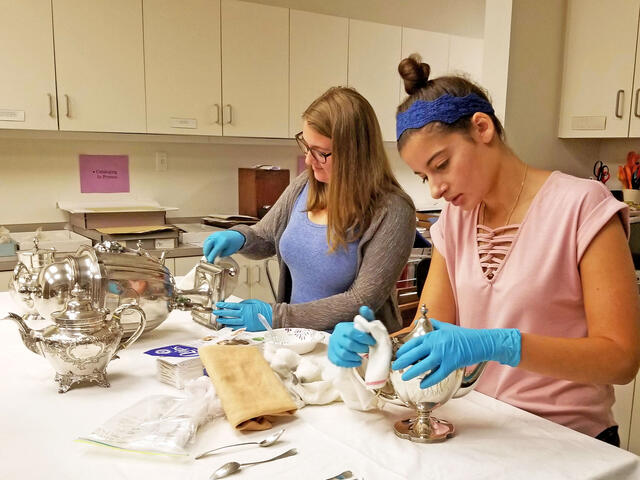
left=2, top=312, right=43, bottom=356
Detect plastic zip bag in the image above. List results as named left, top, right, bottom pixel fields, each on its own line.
left=78, top=376, right=223, bottom=457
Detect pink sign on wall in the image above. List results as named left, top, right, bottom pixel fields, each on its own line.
left=79, top=154, right=130, bottom=193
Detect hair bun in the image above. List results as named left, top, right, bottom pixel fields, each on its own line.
left=398, top=54, right=431, bottom=95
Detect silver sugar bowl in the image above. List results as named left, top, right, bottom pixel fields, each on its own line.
left=8, top=237, right=56, bottom=319
left=3, top=283, right=146, bottom=393
left=363, top=305, right=486, bottom=443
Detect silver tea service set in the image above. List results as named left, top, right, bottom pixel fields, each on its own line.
left=4, top=239, right=238, bottom=393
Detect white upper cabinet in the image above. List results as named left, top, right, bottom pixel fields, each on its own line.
left=0, top=0, right=57, bottom=130
left=448, top=34, right=483, bottom=84
left=289, top=10, right=348, bottom=138
left=348, top=19, right=402, bottom=142
left=221, top=0, right=289, bottom=138
left=52, top=0, right=146, bottom=133
left=559, top=0, right=640, bottom=138
left=144, top=0, right=222, bottom=136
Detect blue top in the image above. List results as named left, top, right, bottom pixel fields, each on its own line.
left=279, top=183, right=358, bottom=304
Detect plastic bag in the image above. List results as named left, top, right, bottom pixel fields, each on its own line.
left=78, top=376, right=223, bottom=457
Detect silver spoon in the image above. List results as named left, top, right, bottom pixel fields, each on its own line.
left=196, top=428, right=285, bottom=459
left=210, top=448, right=298, bottom=479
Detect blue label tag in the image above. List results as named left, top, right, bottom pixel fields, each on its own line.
left=144, top=345, right=199, bottom=358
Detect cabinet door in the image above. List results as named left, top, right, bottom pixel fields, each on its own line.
left=400, top=27, right=450, bottom=103
left=558, top=0, right=640, bottom=138
left=289, top=10, right=348, bottom=138
left=248, top=258, right=279, bottom=302
left=448, top=35, right=483, bottom=85
left=629, top=28, right=640, bottom=137
left=144, top=0, right=222, bottom=136
left=629, top=376, right=640, bottom=455
left=613, top=381, right=635, bottom=450
left=0, top=0, right=57, bottom=130
left=348, top=19, right=401, bottom=142
left=221, top=0, right=289, bottom=138
left=174, top=256, right=202, bottom=277
left=52, top=0, right=146, bottom=133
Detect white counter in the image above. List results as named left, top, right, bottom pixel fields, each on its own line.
left=0, top=292, right=638, bottom=480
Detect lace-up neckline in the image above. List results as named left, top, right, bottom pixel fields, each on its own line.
left=476, top=223, right=521, bottom=281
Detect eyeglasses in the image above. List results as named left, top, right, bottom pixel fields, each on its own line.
left=295, top=132, right=332, bottom=164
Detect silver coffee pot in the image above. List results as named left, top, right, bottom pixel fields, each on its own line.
left=30, top=241, right=238, bottom=337
left=360, top=305, right=486, bottom=443
left=3, top=283, right=146, bottom=393
left=8, top=237, right=56, bottom=319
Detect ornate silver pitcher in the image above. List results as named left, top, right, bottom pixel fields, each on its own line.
left=3, top=283, right=146, bottom=393
left=8, top=237, right=56, bottom=319
left=361, top=306, right=486, bottom=443
left=30, top=241, right=239, bottom=337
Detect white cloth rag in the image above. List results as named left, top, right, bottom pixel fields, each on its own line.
left=353, top=315, right=392, bottom=388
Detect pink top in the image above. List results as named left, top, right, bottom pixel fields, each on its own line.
left=430, top=171, right=629, bottom=437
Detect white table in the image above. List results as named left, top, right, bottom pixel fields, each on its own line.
left=0, top=291, right=638, bottom=480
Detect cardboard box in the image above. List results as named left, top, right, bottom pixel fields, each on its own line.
left=71, top=225, right=180, bottom=249
left=57, top=201, right=178, bottom=229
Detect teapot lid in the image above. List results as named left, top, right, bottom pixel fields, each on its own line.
left=399, top=304, right=433, bottom=344
left=51, top=283, right=106, bottom=326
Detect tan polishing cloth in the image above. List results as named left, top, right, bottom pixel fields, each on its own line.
left=199, top=344, right=297, bottom=430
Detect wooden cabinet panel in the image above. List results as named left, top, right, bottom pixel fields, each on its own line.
left=0, top=0, right=57, bottom=130
left=144, top=0, right=222, bottom=136
left=221, top=0, right=289, bottom=138
left=53, top=0, right=146, bottom=133
left=348, top=19, right=401, bottom=142
left=289, top=10, right=348, bottom=138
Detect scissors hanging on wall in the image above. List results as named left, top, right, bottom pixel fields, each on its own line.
left=593, top=160, right=610, bottom=184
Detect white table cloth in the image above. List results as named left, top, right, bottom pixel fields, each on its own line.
left=0, top=291, right=638, bottom=480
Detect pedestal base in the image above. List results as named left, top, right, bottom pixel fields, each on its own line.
left=394, top=414, right=455, bottom=443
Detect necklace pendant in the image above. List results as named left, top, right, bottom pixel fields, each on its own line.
left=487, top=271, right=494, bottom=279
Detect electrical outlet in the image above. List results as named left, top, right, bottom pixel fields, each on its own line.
left=155, top=152, right=168, bottom=172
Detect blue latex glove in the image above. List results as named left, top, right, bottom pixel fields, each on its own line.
left=328, top=306, right=377, bottom=368
left=392, top=319, right=521, bottom=389
left=203, top=230, right=245, bottom=263
left=212, top=299, right=273, bottom=331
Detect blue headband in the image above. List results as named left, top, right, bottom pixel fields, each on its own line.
left=396, top=93, right=495, bottom=140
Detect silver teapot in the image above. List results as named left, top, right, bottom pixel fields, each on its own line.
left=3, top=283, right=146, bottom=393
left=8, top=237, right=56, bottom=319
left=360, top=305, right=486, bottom=443
left=30, top=241, right=238, bottom=337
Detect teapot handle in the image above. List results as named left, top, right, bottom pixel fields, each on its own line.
left=453, top=361, right=488, bottom=399
left=111, top=303, right=147, bottom=357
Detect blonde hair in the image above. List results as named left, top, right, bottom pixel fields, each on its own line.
left=302, top=86, right=414, bottom=252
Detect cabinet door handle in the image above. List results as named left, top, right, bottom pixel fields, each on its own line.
left=47, top=93, right=56, bottom=118
left=224, top=104, right=232, bottom=125
left=64, top=94, right=71, bottom=118
left=615, top=89, right=625, bottom=119
left=635, top=89, right=640, bottom=118
left=214, top=103, right=221, bottom=125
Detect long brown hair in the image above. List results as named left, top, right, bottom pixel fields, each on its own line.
left=396, top=54, right=504, bottom=150
left=303, top=86, right=413, bottom=252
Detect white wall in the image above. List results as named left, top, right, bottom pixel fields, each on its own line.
left=0, top=136, right=297, bottom=223
left=0, top=135, right=429, bottom=224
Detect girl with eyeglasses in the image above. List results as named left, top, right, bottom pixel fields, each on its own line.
left=329, top=55, right=640, bottom=446
left=203, top=86, right=416, bottom=333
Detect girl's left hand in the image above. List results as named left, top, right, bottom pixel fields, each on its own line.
left=391, top=320, right=521, bottom=389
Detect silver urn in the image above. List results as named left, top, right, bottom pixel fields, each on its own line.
left=3, top=283, right=146, bottom=393
left=29, top=241, right=238, bottom=338
left=8, top=237, right=56, bottom=319
left=363, top=305, right=486, bottom=443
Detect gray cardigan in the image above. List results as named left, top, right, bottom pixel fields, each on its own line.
left=232, top=172, right=416, bottom=333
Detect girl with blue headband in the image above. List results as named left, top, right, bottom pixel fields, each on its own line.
left=203, top=87, right=416, bottom=333
left=329, top=55, right=639, bottom=446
